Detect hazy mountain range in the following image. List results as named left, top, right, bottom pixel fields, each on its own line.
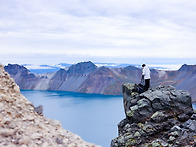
left=21, top=62, right=171, bottom=74
left=4, top=61, right=196, bottom=102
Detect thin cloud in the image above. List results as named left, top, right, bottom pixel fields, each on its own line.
left=0, top=0, right=196, bottom=64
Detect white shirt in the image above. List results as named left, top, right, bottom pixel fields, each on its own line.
left=142, top=66, right=150, bottom=79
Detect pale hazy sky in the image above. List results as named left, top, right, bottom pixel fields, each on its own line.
left=0, top=0, right=196, bottom=65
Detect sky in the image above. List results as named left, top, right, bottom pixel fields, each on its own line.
left=0, top=0, right=196, bottom=66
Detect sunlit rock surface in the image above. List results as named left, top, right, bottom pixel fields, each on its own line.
left=0, top=64, right=100, bottom=147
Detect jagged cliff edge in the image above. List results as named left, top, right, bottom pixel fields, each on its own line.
left=0, top=64, right=100, bottom=147
left=111, top=83, right=196, bottom=147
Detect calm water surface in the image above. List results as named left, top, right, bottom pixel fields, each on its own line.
left=193, top=103, right=196, bottom=110
left=21, top=90, right=125, bottom=147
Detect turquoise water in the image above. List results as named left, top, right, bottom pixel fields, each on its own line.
left=193, top=103, right=196, bottom=110
left=21, top=90, right=125, bottom=147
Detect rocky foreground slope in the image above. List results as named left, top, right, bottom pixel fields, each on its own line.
left=111, top=83, right=196, bottom=147
left=0, top=64, right=99, bottom=147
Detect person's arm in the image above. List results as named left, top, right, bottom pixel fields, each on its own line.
left=142, top=68, right=145, bottom=76
left=141, top=68, right=145, bottom=83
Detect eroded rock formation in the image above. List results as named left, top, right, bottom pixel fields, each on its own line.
left=111, top=83, right=196, bottom=147
left=0, top=64, right=99, bottom=147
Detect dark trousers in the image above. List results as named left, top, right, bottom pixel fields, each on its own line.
left=145, top=79, right=150, bottom=91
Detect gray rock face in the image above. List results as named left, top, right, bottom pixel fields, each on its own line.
left=4, top=64, right=39, bottom=89
left=67, top=61, right=97, bottom=74
left=34, top=105, right=43, bottom=115
left=111, top=83, right=196, bottom=147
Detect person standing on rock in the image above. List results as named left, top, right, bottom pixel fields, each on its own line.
left=142, top=64, right=151, bottom=91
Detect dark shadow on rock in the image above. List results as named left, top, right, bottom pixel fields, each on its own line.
left=111, top=83, right=196, bottom=147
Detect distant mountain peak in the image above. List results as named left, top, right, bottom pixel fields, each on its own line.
left=6, top=63, right=28, bottom=70
left=67, top=61, right=97, bottom=74
left=4, top=64, right=29, bottom=75
left=178, top=64, right=196, bottom=72
left=123, top=65, right=140, bottom=71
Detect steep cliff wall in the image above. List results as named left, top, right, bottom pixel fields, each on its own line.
left=0, top=64, right=99, bottom=147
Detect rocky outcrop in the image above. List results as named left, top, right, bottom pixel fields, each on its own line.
left=111, top=83, right=196, bottom=147
left=0, top=64, right=99, bottom=147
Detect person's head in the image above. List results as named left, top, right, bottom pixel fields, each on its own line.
left=142, top=64, right=146, bottom=68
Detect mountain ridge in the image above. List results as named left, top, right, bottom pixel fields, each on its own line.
left=4, top=62, right=196, bottom=102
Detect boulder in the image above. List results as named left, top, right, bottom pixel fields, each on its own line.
left=34, top=105, right=43, bottom=115
left=111, top=83, right=196, bottom=147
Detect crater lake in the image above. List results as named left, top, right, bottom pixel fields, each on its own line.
left=21, top=90, right=125, bottom=147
